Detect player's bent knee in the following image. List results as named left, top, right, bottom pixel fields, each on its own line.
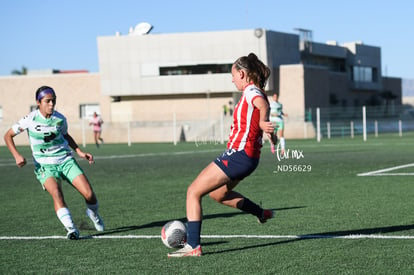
left=187, top=185, right=206, bottom=202
left=208, top=191, right=225, bottom=203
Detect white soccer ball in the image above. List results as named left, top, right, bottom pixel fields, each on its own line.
left=161, top=220, right=187, bottom=248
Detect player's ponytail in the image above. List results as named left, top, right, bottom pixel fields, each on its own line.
left=234, top=53, right=270, bottom=90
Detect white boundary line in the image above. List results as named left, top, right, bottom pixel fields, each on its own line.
left=1, top=234, right=414, bottom=240
left=357, top=163, right=414, bottom=176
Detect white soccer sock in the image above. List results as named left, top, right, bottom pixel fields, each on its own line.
left=56, top=207, right=76, bottom=230
left=280, top=137, right=285, bottom=150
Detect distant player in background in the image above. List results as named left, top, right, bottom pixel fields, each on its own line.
left=90, top=112, right=104, bottom=148
left=168, top=53, right=277, bottom=257
left=3, top=86, right=104, bottom=240
left=269, top=93, right=287, bottom=155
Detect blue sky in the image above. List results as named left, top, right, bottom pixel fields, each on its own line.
left=0, top=0, right=412, bottom=79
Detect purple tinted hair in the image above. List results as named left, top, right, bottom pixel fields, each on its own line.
left=35, top=86, right=56, bottom=101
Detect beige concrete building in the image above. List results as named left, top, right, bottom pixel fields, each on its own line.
left=0, top=28, right=402, bottom=146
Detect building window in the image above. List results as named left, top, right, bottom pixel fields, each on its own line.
left=304, top=56, right=346, bottom=73
left=351, top=66, right=377, bottom=83
left=372, top=67, right=378, bottom=82
left=160, top=64, right=232, bottom=76
left=79, top=104, right=100, bottom=119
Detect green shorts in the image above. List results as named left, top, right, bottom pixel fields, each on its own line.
left=270, top=118, right=284, bottom=131
left=34, top=158, right=84, bottom=188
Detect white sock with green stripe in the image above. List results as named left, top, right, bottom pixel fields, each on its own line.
left=56, top=207, right=76, bottom=231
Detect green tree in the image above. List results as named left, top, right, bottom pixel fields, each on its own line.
left=11, top=66, right=28, bottom=75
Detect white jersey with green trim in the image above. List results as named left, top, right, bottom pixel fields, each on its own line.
left=269, top=101, right=284, bottom=121
left=11, top=110, right=73, bottom=165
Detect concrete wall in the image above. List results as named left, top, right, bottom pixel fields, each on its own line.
left=279, top=64, right=316, bottom=138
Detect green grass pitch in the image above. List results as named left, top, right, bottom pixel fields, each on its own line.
left=1, top=134, right=414, bottom=274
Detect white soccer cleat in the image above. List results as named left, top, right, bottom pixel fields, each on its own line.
left=167, top=243, right=203, bottom=258
left=86, top=209, right=105, bottom=231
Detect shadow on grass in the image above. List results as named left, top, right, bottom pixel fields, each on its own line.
left=84, top=206, right=305, bottom=238
left=204, top=224, right=414, bottom=255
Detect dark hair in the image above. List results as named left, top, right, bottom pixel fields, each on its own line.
left=35, top=86, right=56, bottom=102
left=233, top=53, right=271, bottom=89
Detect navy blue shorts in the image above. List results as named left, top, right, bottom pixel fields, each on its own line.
left=214, top=149, right=259, bottom=180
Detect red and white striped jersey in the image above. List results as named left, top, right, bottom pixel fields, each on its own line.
left=227, top=84, right=266, bottom=158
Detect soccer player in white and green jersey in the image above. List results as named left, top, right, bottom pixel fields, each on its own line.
left=269, top=93, right=287, bottom=155
left=4, top=86, right=104, bottom=240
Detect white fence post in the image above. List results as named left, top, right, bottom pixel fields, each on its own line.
left=127, top=121, right=131, bottom=147
left=173, top=113, right=177, bottom=145
left=350, top=121, right=354, bottom=138
left=362, top=106, right=367, bottom=141
left=327, top=122, right=331, bottom=139
left=316, top=107, right=321, bottom=142
left=220, top=111, right=224, bottom=144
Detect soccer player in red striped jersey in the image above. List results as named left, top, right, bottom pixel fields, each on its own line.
left=168, top=53, right=277, bottom=257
